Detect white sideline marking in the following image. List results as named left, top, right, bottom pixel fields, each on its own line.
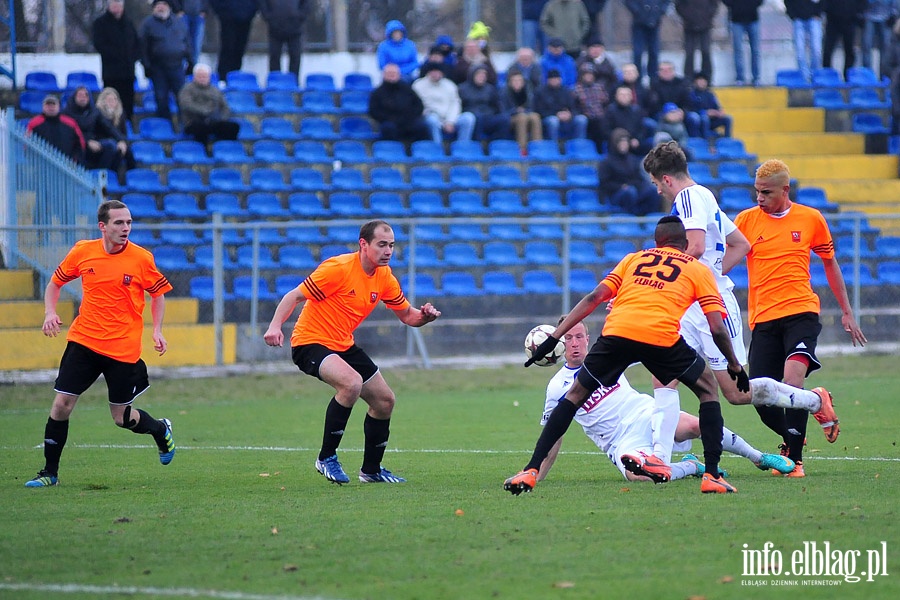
left=7, top=443, right=900, bottom=461
left=0, top=582, right=337, bottom=600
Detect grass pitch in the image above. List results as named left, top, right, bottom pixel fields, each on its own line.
left=1, top=354, right=898, bottom=600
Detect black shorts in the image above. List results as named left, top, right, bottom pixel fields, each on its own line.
left=577, top=335, right=707, bottom=391
left=291, top=343, right=379, bottom=382
left=54, top=341, right=150, bottom=405
left=748, top=312, right=822, bottom=379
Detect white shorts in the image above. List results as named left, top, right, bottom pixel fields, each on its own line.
left=680, top=288, right=747, bottom=371
left=603, top=409, right=693, bottom=479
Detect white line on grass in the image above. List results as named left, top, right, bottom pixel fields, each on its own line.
left=0, top=582, right=339, bottom=600
left=6, top=443, right=900, bottom=461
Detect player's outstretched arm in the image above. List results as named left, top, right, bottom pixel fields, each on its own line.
left=822, top=256, right=867, bottom=347
left=42, top=281, right=64, bottom=337
left=395, top=302, right=442, bottom=327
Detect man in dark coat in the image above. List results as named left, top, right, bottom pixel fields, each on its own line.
left=208, top=0, right=259, bottom=81
left=26, top=96, right=85, bottom=165
left=92, top=0, right=140, bottom=121
left=624, top=0, right=672, bottom=79
left=822, top=0, right=867, bottom=79
left=139, top=0, right=193, bottom=119
left=368, top=63, right=430, bottom=143
left=676, top=0, right=720, bottom=81
left=598, top=127, right=660, bottom=215
left=259, top=0, right=309, bottom=83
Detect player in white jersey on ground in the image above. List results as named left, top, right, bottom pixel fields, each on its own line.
left=537, top=319, right=797, bottom=483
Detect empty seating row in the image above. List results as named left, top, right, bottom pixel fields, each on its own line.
left=131, top=116, right=377, bottom=142
left=776, top=66, right=888, bottom=89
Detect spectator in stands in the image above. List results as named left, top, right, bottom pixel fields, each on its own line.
left=260, top=0, right=310, bottom=84
left=368, top=63, right=431, bottom=144
left=540, top=0, right=591, bottom=59
left=92, top=0, right=140, bottom=122
left=676, top=0, right=719, bottom=82
left=574, top=64, right=609, bottom=152
left=63, top=86, right=129, bottom=171
left=582, top=1, right=609, bottom=45
left=881, top=20, right=900, bottom=133
left=723, top=0, right=763, bottom=86
left=178, top=63, right=240, bottom=145
left=466, top=20, right=493, bottom=56
left=208, top=0, right=258, bottom=81
left=822, top=0, right=865, bottom=80
left=522, top=0, right=550, bottom=53
left=620, top=62, right=653, bottom=117
left=861, top=0, right=899, bottom=75
left=687, top=72, right=733, bottom=138
left=599, top=128, right=660, bottom=215
left=575, top=35, right=618, bottom=97
left=605, top=85, right=652, bottom=154
left=541, top=38, right=578, bottom=87
left=459, top=64, right=511, bottom=141
left=508, top=47, right=544, bottom=90
left=784, top=0, right=824, bottom=82
left=412, top=62, right=475, bottom=143
left=182, top=1, right=207, bottom=66
left=649, top=61, right=700, bottom=135
left=453, top=39, right=499, bottom=85
left=96, top=87, right=137, bottom=172
left=139, top=0, right=192, bottom=120
left=26, top=95, right=85, bottom=165
left=624, top=0, right=671, bottom=79
left=653, top=102, right=691, bottom=148
left=430, top=35, right=458, bottom=70
left=420, top=47, right=454, bottom=79
left=534, top=68, right=588, bottom=141
left=377, top=20, right=420, bottom=81
left=500, top=69, right=543, bottom=153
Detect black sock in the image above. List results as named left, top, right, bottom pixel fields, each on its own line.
left=129, top=408, right=164, bottom=434
left=43, top=417, right=69, bottom=476
left=698, top=402, right=724, bottom=478
left=319, top=397, right=352, bottom=461
left=785, top=408, right=809, bottom=463
left=361, top=414, right=390, bottom=474
left=524, top=399, right=578, bottom=471
left=755, top=405, right=788, bottom=441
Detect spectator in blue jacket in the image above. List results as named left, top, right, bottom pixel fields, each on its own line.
left=139, top=0, right=192, bottom=119
left=624, top=0, right=672, bottom=79
left=541, top=38, right=578, bottom=87
left=208, top=0, right=258, bottom=81
left=785, top=0, right=824, bottom=82
left=377, top=20, right=420, bottom=81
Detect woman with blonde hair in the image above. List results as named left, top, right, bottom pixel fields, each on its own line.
left=95, top=87, right=136, bottom=172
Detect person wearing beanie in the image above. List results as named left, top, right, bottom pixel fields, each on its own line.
left=26, top=96, right=85, bottom=164
left=575, top=35, right=618, bottom=97
left=541, top=37, right=577, bottom=87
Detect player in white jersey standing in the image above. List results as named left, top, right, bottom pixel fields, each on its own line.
left=537, top=318, right=797, bottom=483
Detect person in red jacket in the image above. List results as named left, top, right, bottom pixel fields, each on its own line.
left=26, top=95, right=85, bottom=165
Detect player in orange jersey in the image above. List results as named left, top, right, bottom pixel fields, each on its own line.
left=25, top=200, right=175, bottom=488
left=264, top=220, right=441, bottom=485
left=734, top=159, right=866, bottom=477
left=504, top=215, right=748, bottom=495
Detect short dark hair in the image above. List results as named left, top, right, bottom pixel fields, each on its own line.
left=558, top=314, right=588, bottom=335
left=359, top=219, right=392, bottom=243
left=654, top=215, right=687, bottom=250
left=642, top=141, right=688, bottom=180
left=98, top=199, right=128, bottom=224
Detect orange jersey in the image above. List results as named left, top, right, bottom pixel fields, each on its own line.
left=601, top=247, right=726, bottom=346
left=291, top=252, right=410, bottom=351
left=52, top=239, right=172, bottom=362
left=734, top=204, right=833, bottom=328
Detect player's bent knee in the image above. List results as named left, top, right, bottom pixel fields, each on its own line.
left=115, top=405, right=138, bottom=429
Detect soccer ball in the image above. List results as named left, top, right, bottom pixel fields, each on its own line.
left=524, top=324, right=565, bottom=367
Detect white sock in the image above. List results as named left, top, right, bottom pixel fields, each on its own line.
left=651, top=387, right=680, bottom=462
left=750, top=377, right=821, bottom=412
left=669, top=461, right=696, bottom=481
left=722, top=426, right=762, bottom=464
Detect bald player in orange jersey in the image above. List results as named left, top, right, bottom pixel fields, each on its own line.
left=264, top=220, right=441, bottom=485
left=734, top=159, right=866, bottom=477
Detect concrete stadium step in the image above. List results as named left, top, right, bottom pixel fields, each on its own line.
left=0, top=323, right=237, bottom=370
left=1, top=300, right=75, bottom=329
left=738, top=132, right=865, bottom=156
left=800, top=179, right=900, bottom=203
left=716, top=86, right=789, bottom=110
left=775, top=155, right=898, bottom=180
left=731, top=107, right=824, bottom=134
left=0, top=270, right=35, bottom=300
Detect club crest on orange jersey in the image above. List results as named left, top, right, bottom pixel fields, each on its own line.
left=791, top=231, right=801, bottom=243
left=370, top=292, right=378, bottom=303
left=122, top=274, right=133, bottom=286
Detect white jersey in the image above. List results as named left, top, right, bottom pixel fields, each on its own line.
left=671, top=183, right=736, bottom=292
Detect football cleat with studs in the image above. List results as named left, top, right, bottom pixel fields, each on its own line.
left=503, top=468, right=538, bottom=495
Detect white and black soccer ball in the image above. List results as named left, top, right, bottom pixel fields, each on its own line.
left=524, top=324, right=565, bottom=367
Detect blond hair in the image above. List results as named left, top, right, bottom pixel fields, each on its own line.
left=755, top=159, right=791, bottom=185
left=96, top=87, right=123, bottom=128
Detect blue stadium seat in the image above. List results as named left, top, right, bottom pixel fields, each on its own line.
left=449, top=165, right=488, bottom=189
left=160, top=226, right=201, bottom=246
left=877, top=261, right=900, bottom=284
left=523, top=270, right=562, bottom=293
left=601, top=239, right=639, bottom=261
left=249, top=167, right=290, bottom=192
left=279, top=245, right=317, bottom=269
left=304, top=72, right=337, bottom=92
left=570, top=269, right=598, bottom=293
left=852, top=113, right=890, bottom=134
left=300, top=117, right=339, bottom=140
left=320, top=243, right=354, bottom=260
left=162, top=193, right=207, bottom=219
left=343, top=72, right=374, bottom=91
left=167, top=168, right=207, bottom=193
left=330, top=168, right=367, bottom=190
left=247, top=192, right=290, bottom=217
left=687, top=162, right=721, bottom=186
left=411, top=223, right=448, bottom=242
left=528, top=140, right=563, bottom=160
left=484, top=241, right=525, bottom=266
left=233, top=117, right=261, bottom=140
left=266, top=71, right=300, bottom=91
left=122, top=193, right=164, bottom=219
left=527, top=223, right=564, bottom=240
left=796, top=187, right=839, bottom=212
left=66, top=71, right=101, bottom=92
left=875, top=236, right=900, bottom=258
left=524, top=241, right=563, bottom=265
left=131, top=141, right=171, bottom=165
left=372, top=140, right=408, bottom=163
left=205, top=192, right=247, bottom=218
left=410, top=243, right=443, bottom=267
left=261, top=117, right=302, bottom=140
left=292, top=140, right=330, bottom=162
left=604, top=221, right=646, bottom=238
left=442, top=242, right=482, bottom=267
left=775, top=69, right=811, bottom=88
left=441, top=271, right=484, bottom=296
left=566, top=164, right=599, bottom=187
left=527, top=189, right=568, bottom=213
left=370, top=166, right=411, bottom=190
left=812, top=88, right=848, bottom=109
left=727, top=264, right=748, bottom=289
left=209, top=168, right=250, bottom=192
left=233, top=276, right=278, bottom=300
left=411, top=140, right=450, bottom=162
left=408, top=191, right=451, bottom=216
left=489, top=139, right=523, bottom=160
left=275, top=274, right=304, bottom=296
left=153, top=245, right=196, bottom=271
left=136, top=92, right=179, bottom=116
left=328, top=192, right=368, bottom=216
left=448, top=223, right=490, bottom=241
left=225, top=90, right=263, bottom=114
left=410, top=166, right=450, bottom=190
left=252, top=140, right=292, bottom=163
left=190, top=276, right=233, bottom=301
left=448, top=191, right=491, bottom=214
left=567, top=188, right=605, bottom=213
left=236, top=246, right=279, bottom=270
left=125, top=168, right=166, bottom=193
left=340, top=90, right=370, bottom=114
left=24, top=71, right=62, bottom=92
left=488, top=223, right=528, bottom=240
left=172, top=140, right=215, bottom=165
left=483, top=270, right=524, bottom=295
left=848, top=88, right=890, bottom=110
left=263, top=90, right=303, bottom=113
left=487, top=190, right=528, bottom=215
left=685, top=138, right=715, bottom=160
left=139, top=118, right=179, bottom=141
left=488, top=165, right=526, bottom=188
left=290, top=167, right=328, bottom=191
left=128, top=229, right=159, bottom=247
left=226, top=70, right=262, bottom=92
left=570, top=241, right=600, bottom=264
left=333, top=140, right=373, bottom=163
left=564, top=138, right=601, bottom=160
left=717, top=161, right=754, bottom=185
left=339, top=116, right=377, bottom=140
left=94, top=168, right=126, bottom=194
left=400, top=273, right=439, bottom=297
left=212, top=140, right=254, bottom=164
left=288, top=192, right=330, bottom=218
left=450, top=140, right=488, bottom=162
left=812, top=67, right=848, bottom=88
left=18, top=91, right=46, bottom=114
left=714, top=138, right=756, bottom=161
left=527, top=165, right=566, bottom=187
left=301, top=90, right=339, bottom=114
left=846, top=66, right=889, bottom=88
left=719, top=186, right=754, bottom=213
